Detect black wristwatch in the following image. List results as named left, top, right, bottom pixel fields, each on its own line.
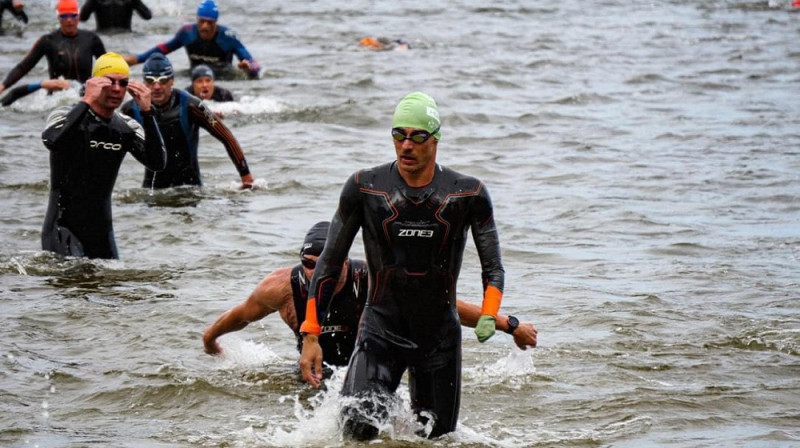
left=505, top=315, right=519, bottom=334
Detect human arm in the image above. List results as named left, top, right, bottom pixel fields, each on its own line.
left=133, top=0, right=152, bottom=20
left=124, top=79, right=166, bottom=170
left=9, top=0, right=27, bottom=24
left=189, top=98, right=253, bottom=189
left=203, top=268, right=294, bottom=355
left=79, top=0, right=94, bottom=22
left=299, top=175, right=363, bottom=386
left=471, top=182, right=505, bottom=342
left=223, top=27, right=260, bottom=78
left=456, top=300, right=537, bottom=350
left=128, top=25, right=192, bottom=65
left=41, top=102, right=91, bottom=151
left=1, top=35, right=48, bottom=92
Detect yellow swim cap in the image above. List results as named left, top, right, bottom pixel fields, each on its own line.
left=92, top=52, right=130, bottom=77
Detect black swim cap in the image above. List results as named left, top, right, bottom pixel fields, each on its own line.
left=300, top=221, right=330, bottom=258
left=142, top=53, right=174, bottom=78
left=191, top=64, right=215, bottom=81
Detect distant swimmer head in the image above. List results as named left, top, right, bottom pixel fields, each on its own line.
left=92, top=52, right=130, bottom=77
left=191, top=64, right=215, bottom=82
left=57, top=0, right=79, bottom=15
left=142, top=53, right=174, bottom=79
left=392, top=91, right=441, bottom=140
left=197, top=0, right=219, bottom=21
left=300, top=221, right=330, bottom=259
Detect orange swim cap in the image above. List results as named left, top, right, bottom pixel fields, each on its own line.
left=359, top=37, right=384, bottom=49
left=57, top=0, right=79, bottom=15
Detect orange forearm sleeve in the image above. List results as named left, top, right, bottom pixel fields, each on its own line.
left=481, top=285, right=502, bottom=318
left=298, top=297, right=321, bottom=336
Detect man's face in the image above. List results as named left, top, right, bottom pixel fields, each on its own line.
left=392, top=127, right=438, bottom=178
left=98, top=74, right=129, bottom=110
left=192, top=76, right=214, bottom=100
left=197, top=18, right=218, bottom=41
left=58, top=12, right=79, bottom=37
left=144, top=75, right=174, bottom=106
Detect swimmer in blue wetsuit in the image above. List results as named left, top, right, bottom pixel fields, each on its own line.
left=0, top=0, right=105, bottom=97
left=121, top=54, right=254, bottom=189
left=202, top=221, right=536, bottom=368
left=79, top=0, right=152, bottom=33
left=40, top=53, right=166, bottom=259
left=122, top=0, right=260, bottom=79
left=299, top=92, right=513, bottom=440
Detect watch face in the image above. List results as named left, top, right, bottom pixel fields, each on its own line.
left=507, top=316, right=519, bottom=333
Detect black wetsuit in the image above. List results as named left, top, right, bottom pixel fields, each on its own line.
left=1, top=29, right=105, bottom=89
left=41, top=102, right=166, bottom=259
left=184, top=84, right=234, bottom=102
left=79, top=0, right=152, bottom=33
left=121, top=89, right=250, bottom=188
left=290, top=260, right=368, bottom=367
left=308, top=161, right=504, bottom=439
left=0, top=0, right=27, bottom=34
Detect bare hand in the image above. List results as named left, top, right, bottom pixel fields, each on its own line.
left=237, top=59, right=252, bottom=72
left=512, top=322, right=538, bottom=350
left=41, top=79, right=71, bottom=92
left=126, top=80, right=152, bottom=112
left=299, top=335, right=324, bottom=387
left=82, top=76, right=109, bottom=102
left=203, top=334, right=222, bottom=355
left=240, top=173, right=255, bottom=190
left=123, top=54, right=138, bottom=66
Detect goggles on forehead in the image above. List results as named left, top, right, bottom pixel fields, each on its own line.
left=144, top=75, right=173, bottom=85
left=391, top=127, right=439, bottom=144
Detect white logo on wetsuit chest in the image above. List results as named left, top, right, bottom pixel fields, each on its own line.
left=398, top=229, right=435, bottom=237
left=89, top=140, right=122, bottom=151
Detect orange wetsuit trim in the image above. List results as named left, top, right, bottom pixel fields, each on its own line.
left=299, top=297, right=322, bottom=335
left=481, top=285, right=502, bottom=317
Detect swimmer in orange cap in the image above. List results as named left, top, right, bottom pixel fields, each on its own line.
left=358, top=37, right=410, bottom=51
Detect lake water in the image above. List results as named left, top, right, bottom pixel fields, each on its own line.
left=1, top=0, right=799, bottom=447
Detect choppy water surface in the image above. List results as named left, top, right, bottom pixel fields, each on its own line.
left=1, top=1, right=799, bottom=447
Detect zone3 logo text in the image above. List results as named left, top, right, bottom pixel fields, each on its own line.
left=398, top=229, right=434, bottom=238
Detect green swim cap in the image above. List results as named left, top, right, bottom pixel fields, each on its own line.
left=392, top=91, right=441, bottom=140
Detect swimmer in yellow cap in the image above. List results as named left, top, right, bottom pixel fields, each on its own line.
left=40, top=51, right=166, bottom=259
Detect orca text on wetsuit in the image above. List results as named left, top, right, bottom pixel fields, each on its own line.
left=79, top=0, right=152, bottom=33
left=41, top=76, right=166, bottom=259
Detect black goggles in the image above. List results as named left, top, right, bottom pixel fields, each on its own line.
left=391, top=127, right=439, bottom=144
left=144, top=75, right=173, bottom=85
left=300, top=257, right=317, bottom=269
left=106, top=77, right=129, bottom=87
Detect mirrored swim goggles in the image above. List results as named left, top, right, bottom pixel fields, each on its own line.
left=144, top=75, right=173, bottom=85
left=105, top=77, right=129, bottom=87
left=391, top=127, right=439, bottom=144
